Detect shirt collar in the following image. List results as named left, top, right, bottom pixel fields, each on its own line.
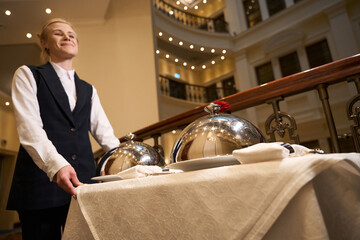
left=50, top=61, right=75, bottom=81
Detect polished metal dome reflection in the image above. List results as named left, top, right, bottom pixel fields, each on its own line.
left=170, top=103, right=267, bottom=163
left=97, top=133, right=165, bottom=175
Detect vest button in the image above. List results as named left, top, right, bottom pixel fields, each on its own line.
left=71, top=128, right=77, bottom=132
left=72, top=154, right=77, bottom=160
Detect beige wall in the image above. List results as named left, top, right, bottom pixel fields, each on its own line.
left=0, top=109, right=19, bottom=152
left=73, top=0, right=159, bottom=149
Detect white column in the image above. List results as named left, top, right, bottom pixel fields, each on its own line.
left=271, top=58, right=282, bottom=79
left=285, top=0, right=294, bottom=8
left=326, top=4, right=359, bottom=59
left=233, top=51, right=258, bottom=124
left=297, top=47, right=310, bottom=71
left=224, top=0, right=247, bottom=35
left=258, top=0, right=269, bottom=21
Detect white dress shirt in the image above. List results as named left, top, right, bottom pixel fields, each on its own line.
left=11, top=62, right=120, bottom=181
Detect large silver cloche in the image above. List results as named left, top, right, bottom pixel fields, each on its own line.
left=97, top=133, right=165, bottom=175
left=170, top=103, right=267, bottom=163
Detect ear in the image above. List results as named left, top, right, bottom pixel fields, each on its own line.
left=40, top=40, right=48, bottom=50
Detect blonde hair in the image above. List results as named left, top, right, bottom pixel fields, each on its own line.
left=38, top=18, right=77, bottom=63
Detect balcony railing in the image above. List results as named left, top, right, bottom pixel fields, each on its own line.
left=153, top=0, right=228, bottom=33
left=95, top=54, right=360, bottom=161
left=159, top=75, right=237, bottom=103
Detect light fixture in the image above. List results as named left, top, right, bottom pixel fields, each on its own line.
left=156, top=50, right=160, bottom=54
left=166, top=54, right=170, bottom=58
left=184, top=6, right=188, bottom=10
left=179, top=0, right=203, bottom=8
left=5, top=10, right=11, bottom=16
left=45, top=8, right=52, bottom=14
left=183, top=62, right=187, bottom=66
left=211, top=60, right=215, bottom=64
left=203, top=0, right=207, bottom=3
left=190, top=44, right=194, bottom=49
left=26, top=33, right=32, bottom=38
left=191, top=66, right=195, bottom=69
left=172, top=130, right=177, bottom=134
left=194, top=6, right=198, bottom=9
left=169, top=37, right=173, bottom=41
left=200, top=47, right=204, bottom=51
left=5, top=101, right=10, bottom=106
left=175, top=58, right=179, bottom=62
left=202, top=65, right=206, bottom=69
left=179, top=41, right=183, bottom=46
left=211, top=49, right=215, bottom=53
left=221, top=56, right=225, bottom=60
left=222, top=50, right=227, bottom=54
left=158, top=32, right=163, bottom=36
left=169, top=10, right=174, bottom=15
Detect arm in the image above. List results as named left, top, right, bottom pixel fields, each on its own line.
left=12, top=66, right=81, bottom=195
left=89, top=86, right=120, bottom=150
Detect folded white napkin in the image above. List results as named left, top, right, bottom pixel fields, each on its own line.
left=232, top=143, right=290, bottom=164
left=117, top=165, right=163, bottom=179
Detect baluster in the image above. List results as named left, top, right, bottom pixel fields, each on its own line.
left=201, top=88, right=206, bottom=103
left=265, top=97, right=300, bottom=143
left=317, top=84, right=341, bottom=152
left=165, top=78, right=170, bottom=96
left=186, top=85, right=191, bottom=101
left=207, top=19, right=214, bottom=32
left=346, top=76, right=360, bottom=152
left=188, top=85, right=193, bottom=102
left=193, top=86, right=197, bottom=102
left=159, top=77, right=164, bottom=95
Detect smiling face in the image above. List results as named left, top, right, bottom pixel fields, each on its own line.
left=41, top=22, right=78, bottom=62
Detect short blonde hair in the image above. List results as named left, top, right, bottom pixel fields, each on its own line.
left=38, top=18, right=77, bottom=63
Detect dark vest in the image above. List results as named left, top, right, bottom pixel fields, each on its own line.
left=7, top=62, right=95, bottom=211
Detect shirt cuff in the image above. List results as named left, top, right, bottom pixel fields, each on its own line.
left=46, top=154, right=71, bottom=181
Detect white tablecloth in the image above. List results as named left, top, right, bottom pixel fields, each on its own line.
left=62, top=153, right=360, bottom=240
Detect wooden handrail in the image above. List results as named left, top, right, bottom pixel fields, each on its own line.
left=120, top=54, right=360, bottom=142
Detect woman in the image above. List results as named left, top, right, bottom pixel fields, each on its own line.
left=7, top=18, right=120, bottom=239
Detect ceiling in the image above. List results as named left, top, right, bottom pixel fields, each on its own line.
left=0, top=0, right=110, bottom=97
left=0, top=0, right=224, bottom=97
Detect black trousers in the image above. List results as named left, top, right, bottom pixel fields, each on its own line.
left=17, top=203, right=70, bottom=240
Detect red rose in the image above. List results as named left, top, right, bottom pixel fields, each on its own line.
left=214, top=101, right=231, bottom=113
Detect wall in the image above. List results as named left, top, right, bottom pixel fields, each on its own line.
left=74, top=0, right=159, bottom=150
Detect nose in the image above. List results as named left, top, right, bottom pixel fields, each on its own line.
left=63, top=33, right=71, bottom=41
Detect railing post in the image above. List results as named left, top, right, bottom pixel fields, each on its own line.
left=346, top=76, right=360, bottom=152
left=317, top=84, right=341, bottom=152
left=265, top=97, right=300, bottom=143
